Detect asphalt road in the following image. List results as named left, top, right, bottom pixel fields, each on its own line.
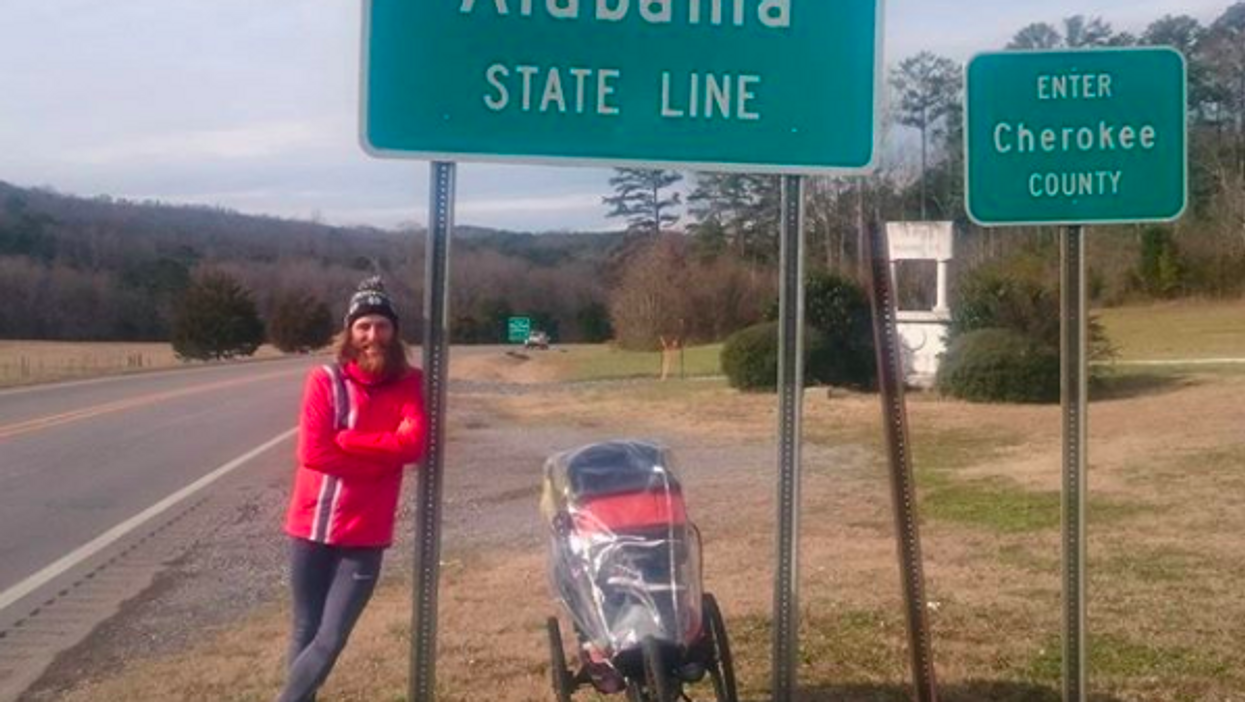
left=0, top=345, right=514, bottom=605
left=0, top=345, right=554, bottom=701
left=0, top=357, right=318, bottom=599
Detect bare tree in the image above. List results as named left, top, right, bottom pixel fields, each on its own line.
left=1008, top=23, right=1062, bottom=49
left=1144, top=15, right=1212, bottom=119
left=1008, top=16, right=1117, bottom=49
left=687, top=173, right=780, bottom=267
left=608, top=236, right=690, bottom=350
left=1063, top=15, right=1116, bottom=47
left=1203, top=3, right=1245, bottom=175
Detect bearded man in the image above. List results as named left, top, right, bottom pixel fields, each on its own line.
left=276, top=277, right=425, bottom=702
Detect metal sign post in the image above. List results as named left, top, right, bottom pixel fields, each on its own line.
left=865, top=219, right=938, bottom=702
left=1061, top=225, right=1088, bottom=702
left=965, top=48, right=1188, bottom=701
left=411, top=161, right=456, bottom=702
left=772, top=174, right=805, bottom=702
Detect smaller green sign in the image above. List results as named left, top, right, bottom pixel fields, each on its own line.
left=507, top=316, right=531, bottom=344
left=966, top=48, right=1187, bottom=226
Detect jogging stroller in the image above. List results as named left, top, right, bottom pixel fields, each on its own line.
left=541, top=440, right=737, bottom=702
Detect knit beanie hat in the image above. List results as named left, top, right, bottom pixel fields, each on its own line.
left=344, top=276, right=399, bottom=328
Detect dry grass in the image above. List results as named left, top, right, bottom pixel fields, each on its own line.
left=448, top=347, right=567, bottom=384
left=48, top=369, right=1245, bottom=702
left=1097, top=299, right=1245, bottom=360
left=485, top=372, right=1245, bottom=701
left=0, top=341, right=288, bottom=388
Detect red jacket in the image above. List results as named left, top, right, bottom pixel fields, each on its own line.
left=285, top=362, right=425, bottom=547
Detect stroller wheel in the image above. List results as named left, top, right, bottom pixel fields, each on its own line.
left=546, top=617, right=575, bottom=702
left=642, top=636, right=678, bottom=702
left=703, top=594, right=738, bottom=702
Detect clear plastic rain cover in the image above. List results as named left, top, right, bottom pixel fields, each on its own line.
left=541, top=440, right=704, bottom=659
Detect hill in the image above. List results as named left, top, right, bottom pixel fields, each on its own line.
left=0, top=181, right=624, bottom=342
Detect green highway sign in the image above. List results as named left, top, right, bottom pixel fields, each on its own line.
left=966, top=48, right=1187, bottom=226
left=361, top=0, right=882, bottom=174
left=507, top=316, right=531, bottom=344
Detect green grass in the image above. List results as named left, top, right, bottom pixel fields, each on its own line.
left=1096, top=300, right=1245, bottom=361
left=997, top=544, right=1060, bottom=574
left=1024, top=633, right=1232, bottom=683
left=923, top=477, right=1063, bottom=534
left=911, top=427, right=1022, bottom=473
left=1101, top=547, right=1204, bottom=584
left=907, top=427, right=1062, bottom=534
left=730, top=609, right=907, bottom=685
left=561, top=343, right=722, bottom=382
left=902, top=427, right=1143, bottom=534
left=921, top=474, right=1145, bottom=534
left=1132, top=444, right=1245, bottom=489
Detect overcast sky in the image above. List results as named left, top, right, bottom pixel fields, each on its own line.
left=0, top=0, right=1231, bottom=231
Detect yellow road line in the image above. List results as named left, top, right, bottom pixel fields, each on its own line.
left=0, top=369, right=302, bottom=440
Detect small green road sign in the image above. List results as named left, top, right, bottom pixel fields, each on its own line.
left=966, top=48, right=1187, bottom=226
left=508, top=316, right=531, bottom=344
left=361, top=0, right=882, bottom=174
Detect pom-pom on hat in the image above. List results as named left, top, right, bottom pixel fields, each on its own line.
left=344, top=276, right=399, bottom=328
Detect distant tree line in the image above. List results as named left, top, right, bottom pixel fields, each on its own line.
left=601, top=4, right=1245, bottom=349
left=0, top=181, right=624, bottom=347
left=1, top=5, right=1241, bottom=354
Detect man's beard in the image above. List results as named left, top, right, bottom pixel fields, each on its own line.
left=356, top=340, right=392, bottom=376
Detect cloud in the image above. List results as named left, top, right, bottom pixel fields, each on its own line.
left=72, top=120, right=335, bottom=166
left=886, top=0, right=1232, bottom=61
left=105, top=188, right=612, bottom=232
left=457, top=193, right=603, bottom=215
left=327, top=193, right=610, bottom=230
left=3, top=0, right=1231, bottom=232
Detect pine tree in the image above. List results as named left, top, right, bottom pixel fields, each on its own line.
left=687, top=173, right=780, bottom=264
left=268, top=291, right=334, bottom=353
left=890, top=52, right=962, bottom=220
left=171, top=271, right=265, bottom=360
left=602, top=168, right=683, bottom=235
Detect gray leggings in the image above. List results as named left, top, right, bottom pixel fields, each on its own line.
left=276, top=538, right=384, bottom=702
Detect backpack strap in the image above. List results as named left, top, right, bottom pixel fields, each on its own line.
left=311, top=363, right=351, bottom=543
left=322, top=364, right=349, bottom=430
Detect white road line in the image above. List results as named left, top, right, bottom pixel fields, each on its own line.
left=0, top=427, right=297, bottom=614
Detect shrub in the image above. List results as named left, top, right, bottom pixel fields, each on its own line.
left=952, top=268, right=1059, bottom=347
left=268, top=292, right=334, bottom=353
left=763, top=271, right=878, bottom=390
left=804, top=272, right=877, bottom=389
left=936, top=328, right=1060, bottom=404
left=576, top=301, right=613, bottom=343
left=722, top=321, right=830, bottom=392
left=1133, top=226, right=1184, bottom=298
left=953, top=259, right=1115, bottom=363
left=171, top=271, right=264, bottom=360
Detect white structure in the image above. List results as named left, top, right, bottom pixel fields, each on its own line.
left=886, top=222, right=954, bottom=387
